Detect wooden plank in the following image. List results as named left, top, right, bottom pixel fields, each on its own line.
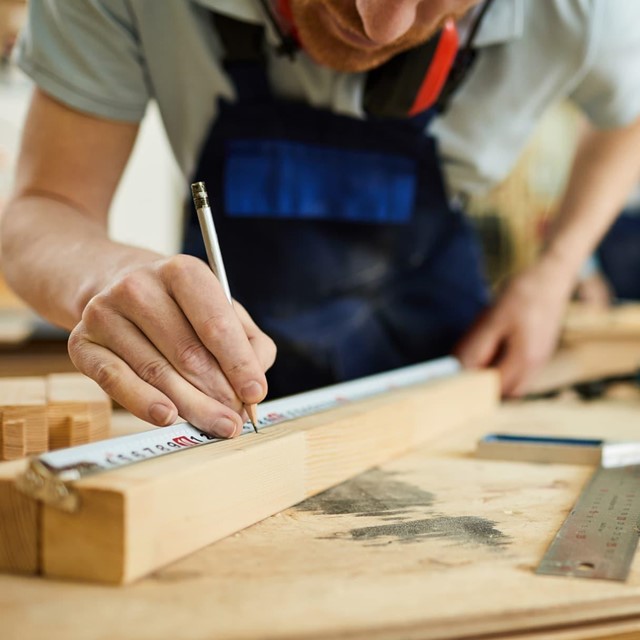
left=563, top=303, right=640, bottom=344
left=527, top=340, right=640, bottom=395
left=0, top=459, right=39, bottom=574
left=0, top=377, right=47, bottom=460
left=525, top=304, right=640, bottom=395
left=46, top=373, right=111, bottom=449
left=5, top=394, right=640, bottom=639
left=41, top=370, right=498, bottom=584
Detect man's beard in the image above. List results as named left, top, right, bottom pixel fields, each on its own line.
left=289, top=1, right=472, bottom=73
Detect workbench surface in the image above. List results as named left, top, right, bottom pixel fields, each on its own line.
left=3, top=392, right=640, bottom=640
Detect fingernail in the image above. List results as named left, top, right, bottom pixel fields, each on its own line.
left=149, top=403, right=175, bottom=426
left=213, top=417, right=237, bottom=438
left=241, top=381, right=263, bottom=403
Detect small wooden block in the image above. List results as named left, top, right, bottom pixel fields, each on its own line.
left=41, top=370, right=499, bottom=584
left=71, top=415, right=90, bottom=447
left=0, top=377, right=48, bottom=461
left=1, top=420, right=27, bottom=461
left=0, top=459, right=40, bottom=574
left=46, top=374, right=111, bottom=450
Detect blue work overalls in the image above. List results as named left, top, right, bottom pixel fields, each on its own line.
left=183, top=20, right=489, bottom=398
left=597, top=210, right=640, bottom=301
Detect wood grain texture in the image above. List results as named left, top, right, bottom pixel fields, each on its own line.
left=0, top=377, right=47, bottom=460
left=0, top=459, right=39, bottom=574
left=41, top=370, right=498, bottom=584
left=3, top=394, right=640, bottom=639
left=0, top=374, right=111, bottom=460
left=46, top=373, right=111, bottom=449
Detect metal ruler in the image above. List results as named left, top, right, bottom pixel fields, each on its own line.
left=536, top=464, right=640, bottom=581
left=18, top=356, right=459, bottom=512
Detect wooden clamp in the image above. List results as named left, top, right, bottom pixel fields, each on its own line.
left=0, top=369, right=498, bottom=584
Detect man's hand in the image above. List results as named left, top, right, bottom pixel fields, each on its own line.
left=457, top=114, right=640, bottom=395
left=68, top=254, right=276, bottom=437
left=455, top=260, right=572, bottom=396
left=1, top=90, right=276, bottom=438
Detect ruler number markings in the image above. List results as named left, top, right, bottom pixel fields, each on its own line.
left=537, top=465, right=640, bottom=581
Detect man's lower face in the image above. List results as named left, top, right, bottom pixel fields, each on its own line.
left=288, top=0, right=480, bottom=72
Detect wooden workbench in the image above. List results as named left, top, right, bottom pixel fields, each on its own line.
left=2, top=390, right=640, bottom=640
left=2, top=302, right=640, bottom=638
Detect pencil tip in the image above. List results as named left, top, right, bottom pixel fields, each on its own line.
left=246, top=403, right=259, bottom=433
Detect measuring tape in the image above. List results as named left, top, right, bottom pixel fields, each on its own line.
left=18, top=356, right=460, bottom=512
left=537, top=464, right=640, bottom=581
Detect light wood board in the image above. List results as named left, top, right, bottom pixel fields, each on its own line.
left=46, top=373, right=111, bottom=449
left=524, top=303, right=640, bottom=396
left=0, top=373, right=111, bottom=460
left=0, top=459, right=37, bottom=574
left=563, top=303, right=640, bottom=344
left=2, top=394, right=640, bottom=639
left=526, top=340, right=640, bottom=395
left=39, top=370, right=498, bottom=583
left=0, top=376, right=47, bottom=460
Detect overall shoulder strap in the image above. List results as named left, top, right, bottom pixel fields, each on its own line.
left=210, top=12, right=272, bottom=101
left=211, top=12, right=266, bottom=64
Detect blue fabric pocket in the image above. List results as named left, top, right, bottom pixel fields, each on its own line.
left=224, top=139, right=416, bottom=224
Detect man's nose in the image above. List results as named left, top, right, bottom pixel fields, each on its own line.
left=355, top=0, right=422, bottom=44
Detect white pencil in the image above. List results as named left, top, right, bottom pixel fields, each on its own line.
left=190, top=181, right=259, bottom=433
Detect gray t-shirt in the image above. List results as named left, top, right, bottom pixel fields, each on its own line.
left=16, top=0, right=640, bottom=196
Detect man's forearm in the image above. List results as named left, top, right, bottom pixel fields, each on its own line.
left=1, top=194, right=162, bottom=329
left=541, top=115, right=640, bottom=292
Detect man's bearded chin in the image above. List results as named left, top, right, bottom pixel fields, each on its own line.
left=289, top=3, right=476, bottom=73
left=298, top=35, right=421, bottom=73
left=293, top=20, right=441, bottom=73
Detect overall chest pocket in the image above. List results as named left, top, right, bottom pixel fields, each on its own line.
left=224, top=138, right=417, bottom=224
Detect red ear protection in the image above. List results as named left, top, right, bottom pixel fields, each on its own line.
left=407, top=19, right=458, bottom=116
left=277, top=0, right=298, bottom=40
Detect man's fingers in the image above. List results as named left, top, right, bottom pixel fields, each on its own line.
left=73, top=311, right=244, bottom=438
left=458, top=323, right=532, bottom=397
left=234, top=301, right=277, bottom=371
left=74, top=255, right=276, bottom=429
left=455, top=311, right=532, bottom=397
left=107, top=280, right=240, bottom=406
left=454, top=311, right=504, bottom=369
left=162, top=256, right=269, bottom=405
left=498, top=332, right=550, bottom=397
left=69, top=329, right=178, bottom=427
left=494, top=338, right=526, bottom=397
